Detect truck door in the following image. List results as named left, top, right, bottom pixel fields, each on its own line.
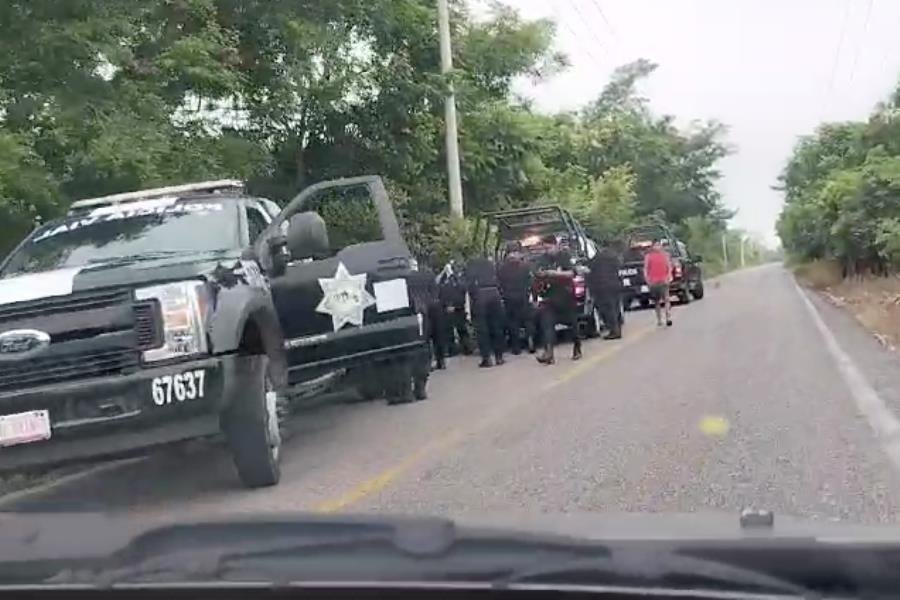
left=259, top=177, right=418, bottom=381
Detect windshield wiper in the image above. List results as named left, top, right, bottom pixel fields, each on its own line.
left=495, top=550, right=809, bottom=596
left=84, top=250, right=190, bottom=264
left=39, top=518, right=808, bottom=596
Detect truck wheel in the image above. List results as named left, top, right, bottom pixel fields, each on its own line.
left=357, top=379, right=384, bottom=402
left=692, top=281, right=705, bottom=300
left=413, top=371, right=429, bottom=401
left=352, top=366, right=384, bottom=402
left=222, top=355, right=283, bottom=488
left=385, top=363, right=414, bottom=405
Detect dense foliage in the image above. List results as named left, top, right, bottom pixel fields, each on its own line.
left=776, top=82, right=900, bottom=275
left=0, top=0, right=737, bottom=264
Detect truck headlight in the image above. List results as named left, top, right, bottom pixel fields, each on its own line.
left=135, top=281, right=210, bottom=362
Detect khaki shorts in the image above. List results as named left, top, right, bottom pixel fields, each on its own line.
left=649, top=283, right=669, bottom=300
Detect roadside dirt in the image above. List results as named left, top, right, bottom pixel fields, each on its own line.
left=823, top=276, right=900, bottom=352
left=796, top=261, right=900, bottom=352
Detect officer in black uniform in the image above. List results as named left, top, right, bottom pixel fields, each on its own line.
left=409, top=263, right=448, bottom=371
left=465, top=256, right=506, bottom=368
left=586, top=240, right=624, bottom=339
left=497, top=243, right=535, bottom=355
left=535, top=247, right=582, bottom=364
left=437, top=262, right=473, bottom=356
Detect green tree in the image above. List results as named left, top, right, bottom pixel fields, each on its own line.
left=776, top=88, right=900, bottom=275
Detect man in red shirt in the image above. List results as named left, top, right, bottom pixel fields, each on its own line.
left=643, top=240, right=673, bottom=327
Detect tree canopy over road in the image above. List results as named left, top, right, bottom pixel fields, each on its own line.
left=777, top=82, right=900, bottom=275
left=0, top=0, right=743, bottom=265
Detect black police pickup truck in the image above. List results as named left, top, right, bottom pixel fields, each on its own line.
left=618, top=224, right=705, bottom=309
left=0, top=176, right=429, bottom=488
left=479, top=206, right=605, bottom=337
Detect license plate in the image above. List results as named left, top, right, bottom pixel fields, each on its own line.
left=640, top=285, right=650, bottom=293
left=0, top=410, right=51, bottom=447
left=622, top=278, right=631, bottom=286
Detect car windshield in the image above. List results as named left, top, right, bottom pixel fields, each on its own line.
left=1, top=202, right=240, bottom=276
left=3, top=0, right=900, bottom=592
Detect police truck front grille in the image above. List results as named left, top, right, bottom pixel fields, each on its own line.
left=0, top=287, right=155, bottom=391
left=133, top=301, right=162, bottom=350
left=0, top=349, right=139, bottom=393
left=0, top=288, right=131, bottom=322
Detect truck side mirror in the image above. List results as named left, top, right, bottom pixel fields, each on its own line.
left=286, top=212, right=330, bottom=260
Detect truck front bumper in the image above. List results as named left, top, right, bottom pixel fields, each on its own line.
left=0, top=354, right=256, bottom=470
left=623, top=280, right=688, bottom=303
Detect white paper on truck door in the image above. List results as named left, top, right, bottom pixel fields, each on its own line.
left=373, top=278, right=409, bottom=312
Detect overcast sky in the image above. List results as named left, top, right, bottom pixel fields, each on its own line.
left=478, top=0, right=900, bottom=244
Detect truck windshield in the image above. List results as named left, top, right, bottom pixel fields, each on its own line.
left=1, top=201, right=240, bottom=276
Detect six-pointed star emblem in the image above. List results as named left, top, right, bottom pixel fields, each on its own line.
left=316, top=262, right=375, bottom=331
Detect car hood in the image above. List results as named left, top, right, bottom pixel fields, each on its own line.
left=457, top=510, right=900, bottom=542
left=0, top=250, right=242, bottom=305
left=1, top=510, right=899, bottom=564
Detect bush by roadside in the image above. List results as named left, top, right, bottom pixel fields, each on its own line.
left=793, top=259, right=844, bottom=290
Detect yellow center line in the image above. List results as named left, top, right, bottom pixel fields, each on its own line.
left=314, top=429, right=465, bottom=513
left=313, top=322, right=657, bottom=513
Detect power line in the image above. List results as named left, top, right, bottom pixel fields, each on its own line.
left=551, top=2, right=605, bottom=69
left=588, top=0, right=618, bottom=40
left=848, top=0, right=874, bottom=84
left=823, top=0, right=851, bottom=118
left=566, top=0, right=608, bottom=51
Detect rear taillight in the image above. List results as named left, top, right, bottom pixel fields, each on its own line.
left=573, top=275, right=586, bottom=297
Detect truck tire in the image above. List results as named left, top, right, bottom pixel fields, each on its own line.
left=357, top=379, right=384, bottom=402
left=692, top=281, right=705, bottom=300
left=385, top=363, right=415, bottom=405
left=352, top=366, right=384, bottom=402
left=413, top=371, right=429, bottom=401
left=222, top=355, right=283, bottom=488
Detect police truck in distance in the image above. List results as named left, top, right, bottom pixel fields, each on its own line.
left=0, top=176, right=429, bottom=488
left=619, top=223, right=705, bottom=309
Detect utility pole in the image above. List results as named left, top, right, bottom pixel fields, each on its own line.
left=722, top=233, right=729, bottom=270
left=437, top=0, right=464, bottom=218
left=740, top=236, right=747, bottom=268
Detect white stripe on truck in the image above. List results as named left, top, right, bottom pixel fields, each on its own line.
left=0, top=268, right=83, bottom=306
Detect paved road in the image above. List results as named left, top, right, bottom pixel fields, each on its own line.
left=6, top=264, right=900, bottom=525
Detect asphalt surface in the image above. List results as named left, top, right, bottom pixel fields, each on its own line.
left=5, top=264, right=900, bottom=525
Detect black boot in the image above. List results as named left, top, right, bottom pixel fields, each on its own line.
left=527, top=337, right=536, bottom=354
left=478, top=356, right=494, bottom=368
left=572, top=340, right=582, bottom=361
left=495, top=352, right=505, bottom=366
left=536, top=345, right=555, bottom=365
left=434, top=357, right=447, bottom=370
